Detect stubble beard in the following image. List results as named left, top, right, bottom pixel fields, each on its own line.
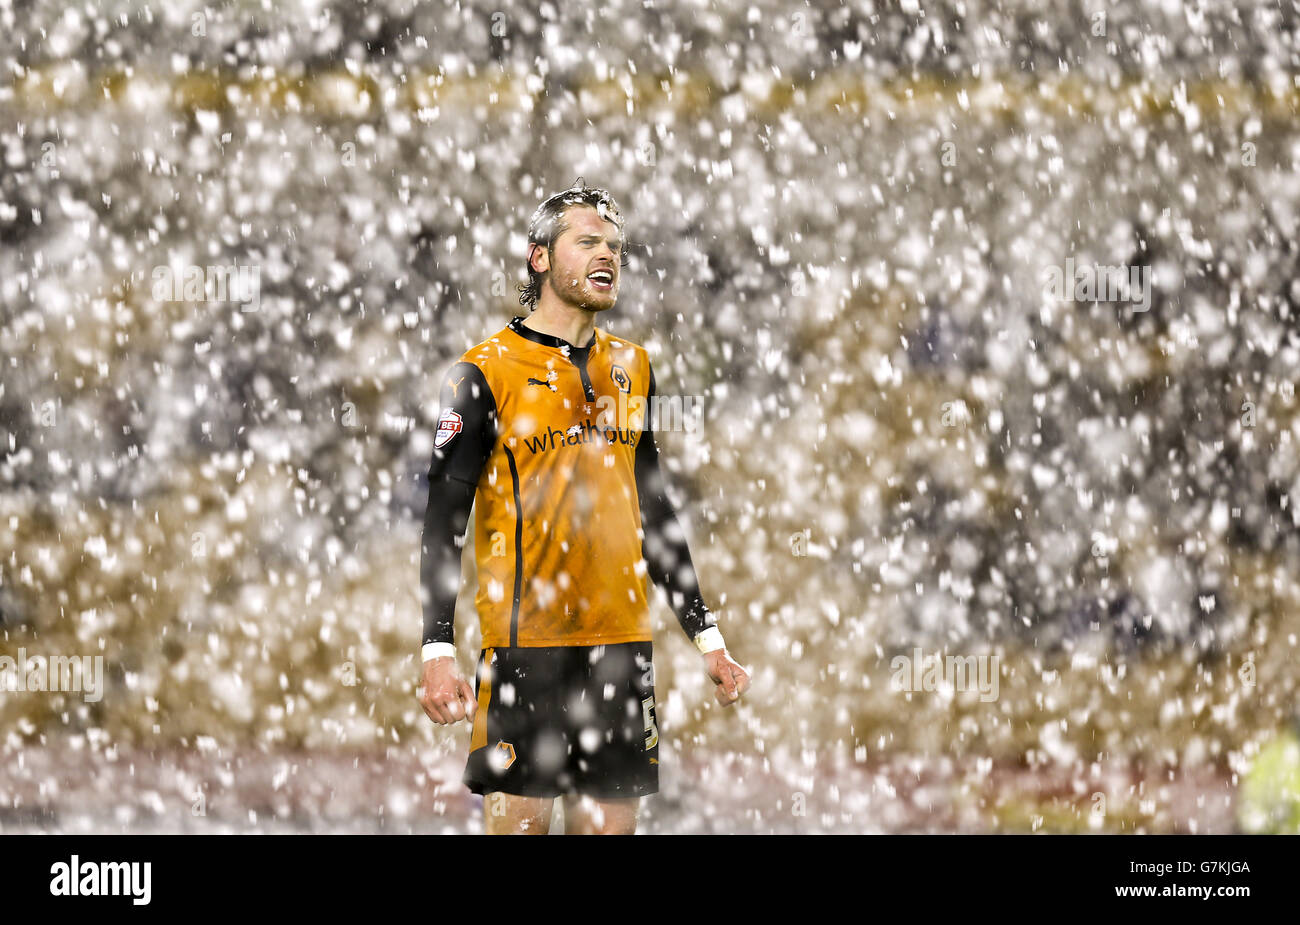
left=548, top=270, right=617, bottom=313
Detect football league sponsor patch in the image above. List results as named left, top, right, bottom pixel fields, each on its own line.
left=435, top=409, right=463, bottom=448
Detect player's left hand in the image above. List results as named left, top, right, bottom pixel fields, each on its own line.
left=704, top=649, right=750, bottom=707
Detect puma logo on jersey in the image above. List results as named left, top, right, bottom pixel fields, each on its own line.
left=527, top=377, right=557, bottom=392
left=448, top=376, right=465, bottom=398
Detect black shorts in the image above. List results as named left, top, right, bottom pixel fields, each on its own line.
left=463, top=641, right=659, bottom=799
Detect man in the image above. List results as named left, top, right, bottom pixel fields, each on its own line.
left=417, top=181, right=750, bottom=834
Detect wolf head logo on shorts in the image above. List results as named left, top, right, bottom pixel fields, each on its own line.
left=435, top=409, right=463, bottom=449
left=490, top=740, right=516, bottom=771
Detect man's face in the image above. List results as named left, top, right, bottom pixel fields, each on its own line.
left=531, top=204, right=622, bottom=312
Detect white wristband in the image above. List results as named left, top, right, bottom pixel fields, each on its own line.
left=693, top=627, right=726, bottom=654
left=422, top=642, right=457, bottom=663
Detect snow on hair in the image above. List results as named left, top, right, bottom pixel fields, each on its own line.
left=518, top=178, right=626, bottom=309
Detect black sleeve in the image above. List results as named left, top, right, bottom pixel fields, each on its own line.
left=635, top=363, right=717, bottom=640
left=420, top=361, right=497, bottom=647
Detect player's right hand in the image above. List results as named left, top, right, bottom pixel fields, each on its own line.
left=417, top=656, right=478, bottom=725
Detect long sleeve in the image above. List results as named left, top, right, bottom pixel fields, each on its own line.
left=634, top=363, right=717, bottom=641
left=420, top=361, right=497, bottom=647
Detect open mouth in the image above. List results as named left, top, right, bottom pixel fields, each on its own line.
left=587, top=269, right=614, bottom=291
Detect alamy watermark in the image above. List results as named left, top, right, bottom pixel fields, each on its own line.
left=889, top=647, right=1000, bottom=702
left=0, top=649, right=104, bottom=702
left=1043, top=258, right=1152, bottom=312
left=50, top=856, right=150, bottom=905
left=152, top=263, right=261, bottom=311
left=599, top=391, right=704, bottom=435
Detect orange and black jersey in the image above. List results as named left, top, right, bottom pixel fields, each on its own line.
left=420, top=316, right=715, bottom=649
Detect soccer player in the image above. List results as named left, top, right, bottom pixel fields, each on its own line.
left=417, top=181, right=749, bottom=834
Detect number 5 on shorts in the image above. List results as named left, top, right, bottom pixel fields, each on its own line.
left=642, top=695, right=659, bottom=750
